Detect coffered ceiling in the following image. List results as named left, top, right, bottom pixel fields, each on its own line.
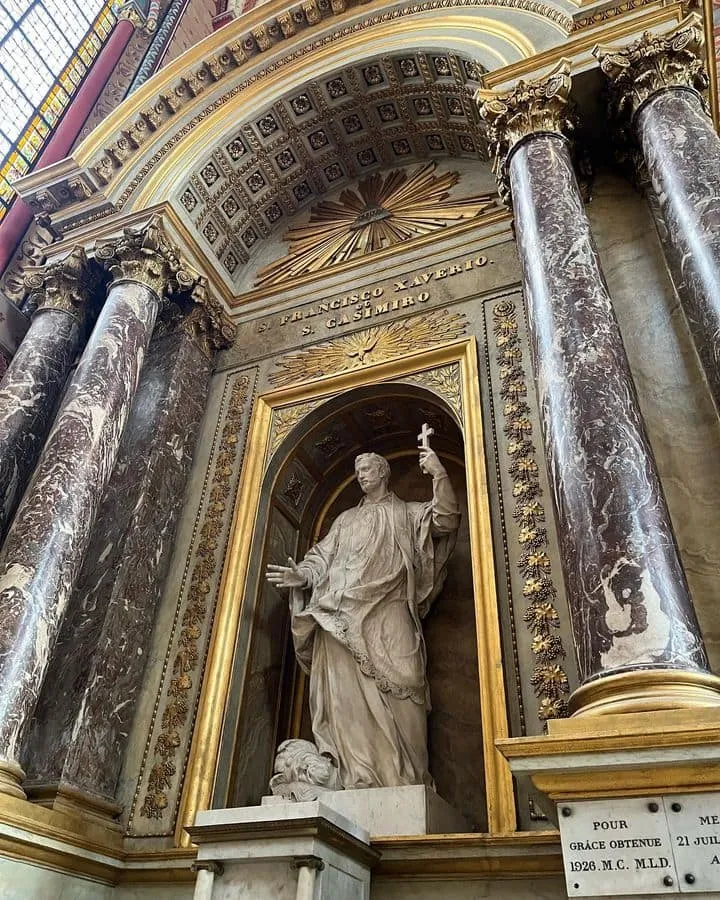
left=176, top=50, right=489, bottom=284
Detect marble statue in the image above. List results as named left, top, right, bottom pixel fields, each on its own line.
left=265, top=437, right=460, bottom=795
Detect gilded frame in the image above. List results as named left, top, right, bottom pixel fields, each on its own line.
left=176, top=336, right=516, bottom=843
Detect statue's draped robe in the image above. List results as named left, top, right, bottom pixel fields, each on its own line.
left=292, top=479, right=460, bottom=789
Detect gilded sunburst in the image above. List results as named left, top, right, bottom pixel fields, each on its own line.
left=255, top=163, right=497, bottom=287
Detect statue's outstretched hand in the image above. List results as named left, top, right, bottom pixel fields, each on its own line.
left=419, top=448, right=446, bottom=477
left=266, top=557, right=308, bottom=589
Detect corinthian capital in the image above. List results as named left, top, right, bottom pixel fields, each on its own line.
left=593, top=15, right=709, bottom=124
left=476, top=60, right=577, bottom=204
left=95, top=216, right=198, bottom=298
left=24, top=246, right=98, bottom=323
left=180, top=279, right=236, bottom=359
left=153, top=278, right=236, bottom=359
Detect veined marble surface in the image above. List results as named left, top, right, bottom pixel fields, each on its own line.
left=510, top=136, right=706, bottom=683
left=23, top=330, right=212, bottom=803
left=0, top=280, right=159, bottom=763
left=0, top=309, right=80, bottom=540
left=588, top=173, right=720, bottom=675
left=638, top=90, right=720, bottom=413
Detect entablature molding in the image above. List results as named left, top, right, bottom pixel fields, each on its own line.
left=9, top=0, right=689, bottom=231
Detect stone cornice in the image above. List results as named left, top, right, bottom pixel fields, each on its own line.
left=593, top=14, right=709, bottom=124
left=475, top=60, right=577, bottom=205
left=24, top=247, right=99, bottom=324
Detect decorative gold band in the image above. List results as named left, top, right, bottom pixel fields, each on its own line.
left=569, top=669, right=720, bottom=717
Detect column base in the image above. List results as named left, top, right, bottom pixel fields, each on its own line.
left=568, top=668, right=720, bottom=717
left=0, top=759, right=26, bottom=800
left=24, top=782, right=123, bottom=831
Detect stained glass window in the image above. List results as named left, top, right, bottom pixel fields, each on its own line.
left=0, top=0, right=115, bottom=222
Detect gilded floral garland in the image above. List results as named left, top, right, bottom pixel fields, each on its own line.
left=492, top=299, right=569, bottom=721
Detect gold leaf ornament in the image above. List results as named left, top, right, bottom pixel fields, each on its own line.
left=255, top=163, right=496, bottom=287
left=269, top=309, right=467, bottom=387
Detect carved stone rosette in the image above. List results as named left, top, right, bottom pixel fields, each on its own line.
left=593, top=16, right=709, bottom=125
left=95, top=216, right=198, bottom=299
left=476, top=61, right=578, bottom=205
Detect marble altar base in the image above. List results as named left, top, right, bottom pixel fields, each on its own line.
left=187, top=800, right=379, bottom=900
left=263, top=785, right=470, bottom=836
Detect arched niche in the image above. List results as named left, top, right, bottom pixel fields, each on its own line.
left=214, top=381, right=487, bottom=832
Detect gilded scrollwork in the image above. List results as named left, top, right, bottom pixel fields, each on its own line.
left=402, top=363, right=463, bottom=423
left=493, top=299, right=569, bottom=721
left=270, top=310, right=467, bottom=387
left=268, top=399, right=327, bottom=459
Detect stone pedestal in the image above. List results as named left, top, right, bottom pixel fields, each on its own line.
left=262, top=785, right=470, bottom=837
left=187, top=801, right=379, bottom=900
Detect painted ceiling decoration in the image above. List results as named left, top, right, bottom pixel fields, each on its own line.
left=254, top=162, right=497, bottom=287
left=177, top=50, right=490, bottom=284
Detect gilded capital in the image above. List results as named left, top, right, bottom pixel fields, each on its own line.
left=24, top=246, right=97, bottom=323
left=95, top=216, right=197, bottom=299
left=593, top=15, right=709, bottom=124
left=476, top=60, right=577, bottom=204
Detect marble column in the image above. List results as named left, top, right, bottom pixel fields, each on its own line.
left=0, top=248, right=98, bottom=542
left=594, top=17, right=720, bottom=415
left=21, top=298, right=234, bottom=817
left=0, top=218, right=196, bottom=798
left=477, top=63, right=720, bottom=716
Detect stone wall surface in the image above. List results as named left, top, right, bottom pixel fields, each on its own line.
left=160, top=0, right=215, bottom=67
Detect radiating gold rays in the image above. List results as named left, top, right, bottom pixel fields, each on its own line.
left=255, top=162, right=496, bottom=287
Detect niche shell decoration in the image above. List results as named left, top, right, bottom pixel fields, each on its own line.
left=255, top=162, right=496, bottom=286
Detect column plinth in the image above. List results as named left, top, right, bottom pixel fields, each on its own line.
left=0, top=247, right=98, bottom=540
left=595, top=17, right=720, bottom=415
left=477, top=63, right=720, bottom=718
left=0, top=218, right=196, bottom=796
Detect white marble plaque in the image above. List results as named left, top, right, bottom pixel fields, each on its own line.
left=664, top=792, right=720, bottom=892
left=558, top=797, right=679, bottom=897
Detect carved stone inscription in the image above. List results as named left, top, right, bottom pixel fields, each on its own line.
left=559, top=797, right=678, bottom=896
left=665, top=793, right=720, bottom=892
left=559, top=795, right=720, bottom=895
left=252, top=251, right=498, bottom=341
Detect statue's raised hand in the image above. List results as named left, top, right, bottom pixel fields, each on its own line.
left=266, top=557, right=308, bottom=589
left=419, top=448, right=446, bottom=477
